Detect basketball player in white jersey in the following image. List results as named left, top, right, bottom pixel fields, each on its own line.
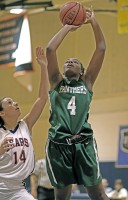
left=0, top=47, right=49, bottom=200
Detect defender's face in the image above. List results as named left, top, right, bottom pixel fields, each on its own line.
left=0, top=97, right=21, bottom=118
left=64, top=58, right=82, bottom=77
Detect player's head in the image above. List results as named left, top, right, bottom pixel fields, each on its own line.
left=64, top=58, right=84, bottom=79
left=0, top=97, right=21, bottom=126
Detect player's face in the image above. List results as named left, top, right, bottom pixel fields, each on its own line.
left=0, top=97, right=21, bottom=118
left=64, top=58, right=82, bottom=78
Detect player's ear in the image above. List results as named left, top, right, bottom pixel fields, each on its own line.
left=80, top=67, right=85, bottom=76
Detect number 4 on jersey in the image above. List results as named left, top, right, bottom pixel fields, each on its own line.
left=67, top=96, right=76, bottom=115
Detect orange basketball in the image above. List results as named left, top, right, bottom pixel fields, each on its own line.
left=59, top=1, right=86, bottom=26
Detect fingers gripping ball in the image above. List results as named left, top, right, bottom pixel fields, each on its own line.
left=59, top=1, right=86, bottom=26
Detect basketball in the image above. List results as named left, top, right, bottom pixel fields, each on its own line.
left=59, top=1, right=86, bottom=26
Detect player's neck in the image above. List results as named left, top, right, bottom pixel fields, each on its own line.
left=66, top=75, right=80, bottom=81
left=4, top=120, right=18, bottom=131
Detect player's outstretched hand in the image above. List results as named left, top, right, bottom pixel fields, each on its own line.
left=84, top=7, right=95, bottom=24
left=36, top=46, right=47, bottom=67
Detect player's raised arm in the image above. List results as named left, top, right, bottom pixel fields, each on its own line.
left=23, top=47, right=49, bottom=131
left=46, top=25, right=80, bottom=90
left=84, top=9, right=106, bottom=91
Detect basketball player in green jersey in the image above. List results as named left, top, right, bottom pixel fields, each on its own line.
left=46, top=8, right=109, bottom=200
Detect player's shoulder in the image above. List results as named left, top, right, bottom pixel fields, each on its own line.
left=19, top=119, right=29, bottom=129
left=19, top=119, right=26, bottom=125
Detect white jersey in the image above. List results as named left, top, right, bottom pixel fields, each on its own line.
left=0, top=120, right=35, bottom=199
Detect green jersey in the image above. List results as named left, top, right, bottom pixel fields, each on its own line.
left=48, top=78, right=93, bottom=143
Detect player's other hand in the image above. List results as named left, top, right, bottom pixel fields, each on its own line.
left=0, top=137, right=15, bottom=155
left=64, top=24, right=81, bottom=32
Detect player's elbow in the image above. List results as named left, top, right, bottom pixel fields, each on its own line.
left=98, top=41, right=106, bottom=52
left=46, top=44, right=56, bottom=54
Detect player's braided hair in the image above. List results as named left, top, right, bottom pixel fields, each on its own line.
left=0, top=97, right=5, bottom=126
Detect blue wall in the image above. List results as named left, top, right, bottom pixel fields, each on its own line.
left=100, top=161, right=128, bottom=189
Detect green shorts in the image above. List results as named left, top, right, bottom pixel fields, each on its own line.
left=45, top=137, right=102, bottom=189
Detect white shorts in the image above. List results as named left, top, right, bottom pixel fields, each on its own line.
left=10, top=189, right=35, bottom=200
left=0, top=189, right=35, bottom=200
